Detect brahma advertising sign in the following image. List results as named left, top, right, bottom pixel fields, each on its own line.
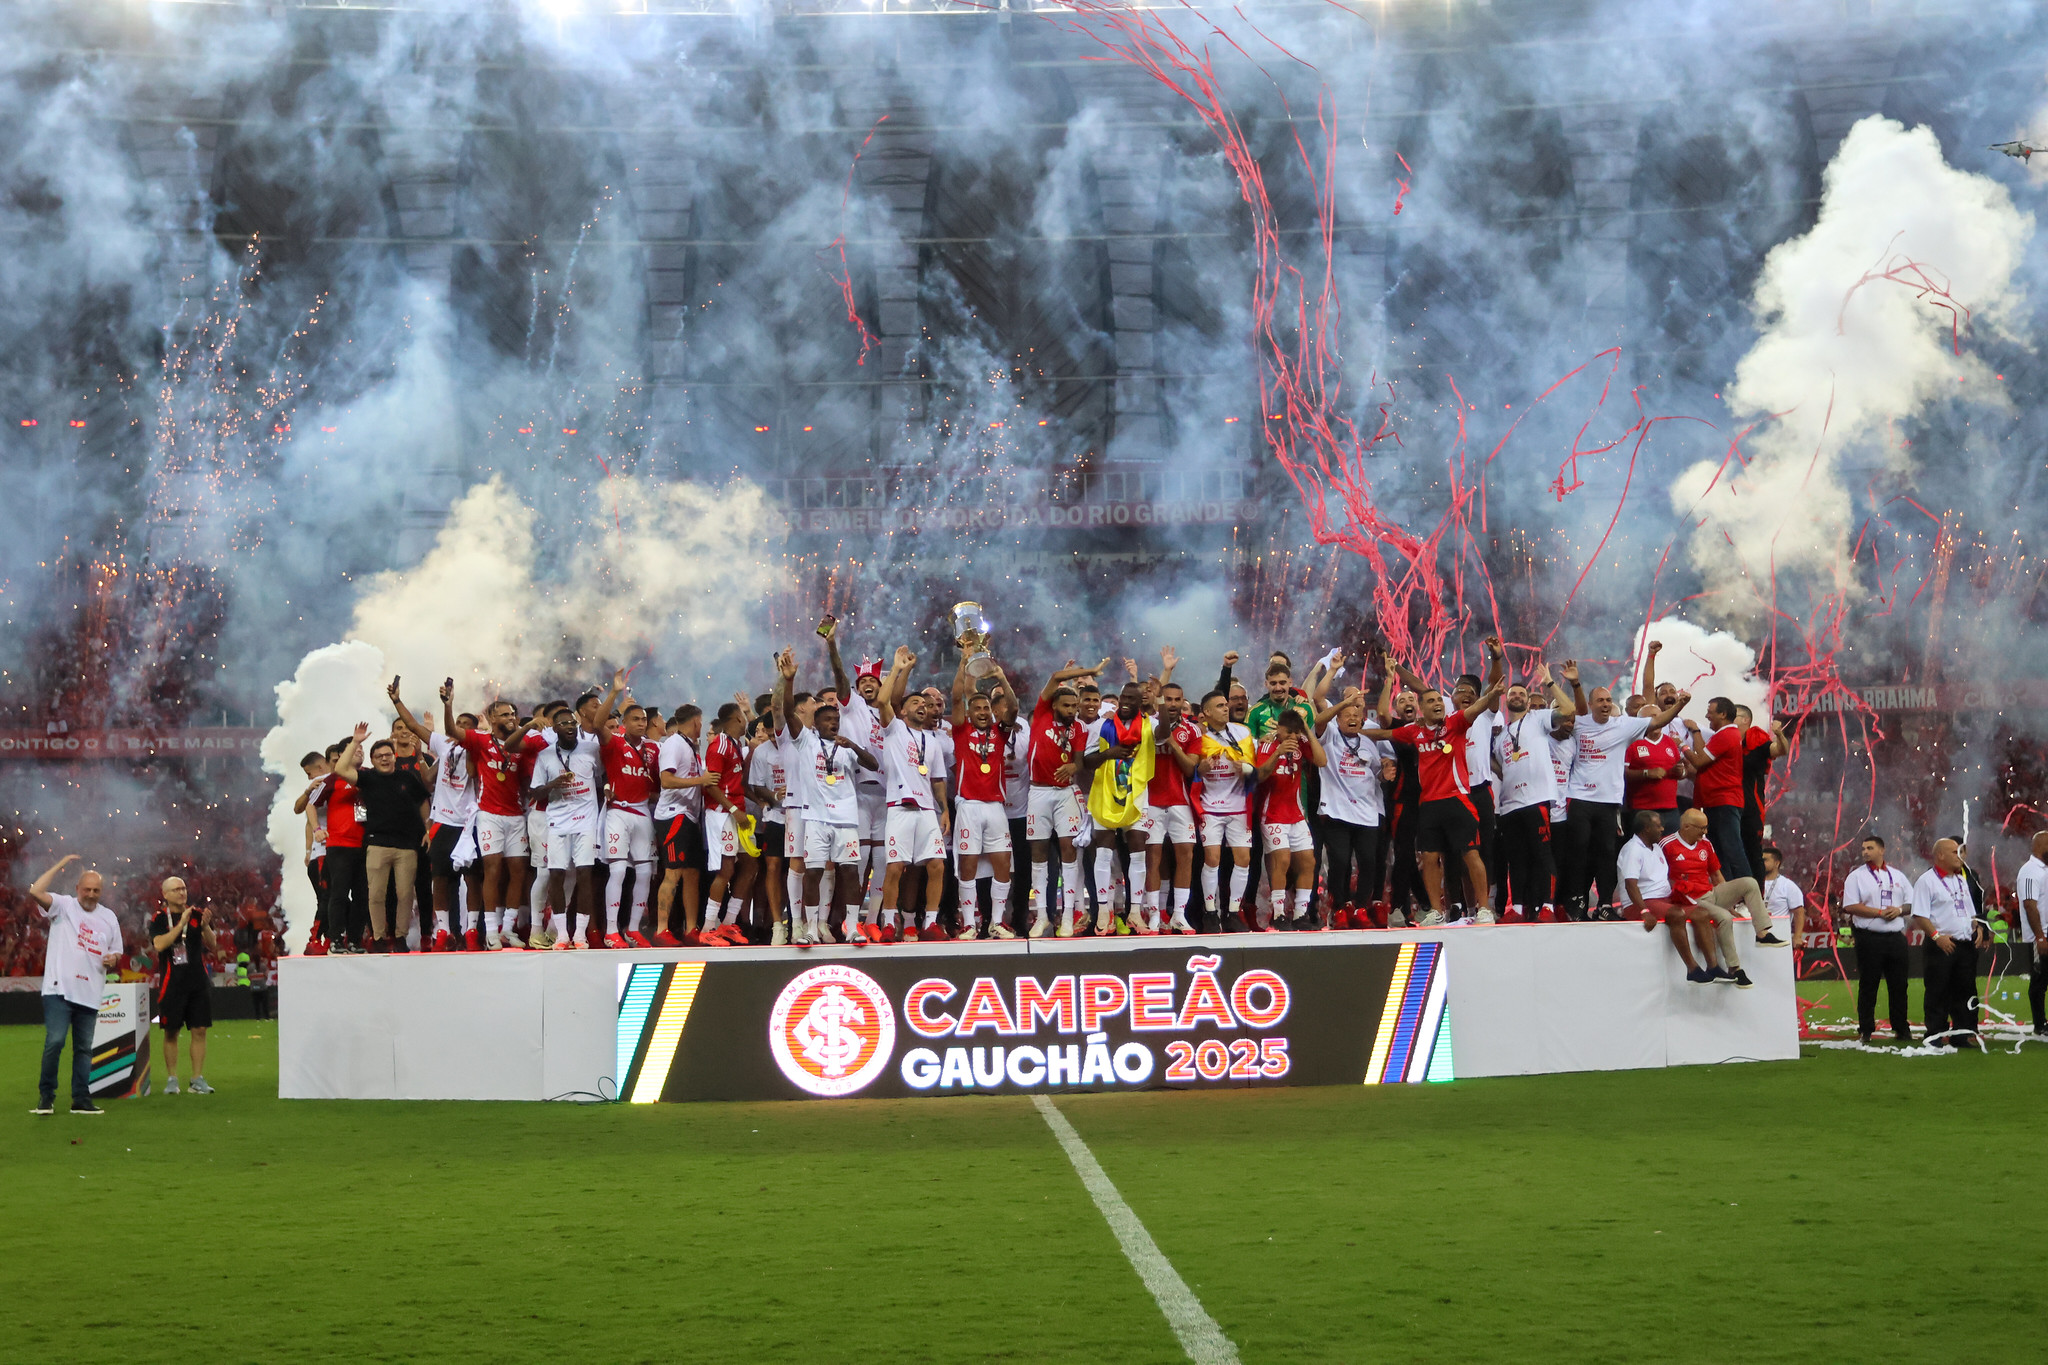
left=616, top=941, right=1451, bottom=1103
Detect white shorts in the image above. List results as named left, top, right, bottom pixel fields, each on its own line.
left=784, top=811, right=807, bottom=863
left=954, top=800, right=1012, bottom=857
left=857, top=785, right=885, bottom=843
left=1262, top=821, right=1314, bottom=854
left=704, top=808, right=740, bottom=869
left=475, top=811, right=530, bottom=860
left=885, top=807, right=944, bottom=864
left=1201, top=811, right=1253, bottom=849
left=603, top=807, right=654, bottom=864
left=526, top=808, right=550, bottom=864
left=1025, top=785, right=1081, bottom=842
left=1144, top=803, right=1196, bottom=846
left=547, top=825, right=598, bottom=871
left=805, top=821, right=861, bottom=866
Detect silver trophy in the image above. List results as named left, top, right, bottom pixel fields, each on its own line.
left=951, top=600, right=998, bottom=678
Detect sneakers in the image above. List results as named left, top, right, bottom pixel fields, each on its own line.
left=1417, top=910, right=1446, bottom=927
left=1167, top=914, right=1195, bottom=935
left=602, top=934, right=630, bottom=950
left=1685, top=967, right=1714, bottom=984
left=1534, top=905, right=1558, bottom=924
left=71, top=1102, right=103, bottom=1115
left=770, top=921, right=790, bottom=947
left=164, top=1075, right=181, bottom=1095
left=1115, top=916, right=1135, bottom=936
left=189, top=1077, right=214, bottom=1095
left=1331, top=908, right=1353, bottom=930
left=1095, top=909, right=1116, bottom=937
left=1730, top=968, right=1754, bottom=989
left=550, top=934, right=577, bottom=951
left=501, top=930, right=527, bottom=950
left=31, top=1101, right=53, bottom=1115
left=1056, top=910, right=1077, bottom=939
left=1754, top=932, right=1787, bottom=947
left=1388, top=911, right=1410, bottom=929
left=304, top=937, right=328, bottom=957
left=485, top=931, right=504, bottom=951
left=1474, top=907, right=1497, bottom=925
left=531, top=928, right=557, bottom=950
left=624, top=930, right=651, bottom=948
left=464, top=928, right=483, bottom=952
left=990, top=923, right=1018, bottom=940
left=1710, top=967, right=1737, bottom=985
left=792, top=922, right=814, bottom=947
left=956, top=924, right=981, bottom=942
left=651, top=930, right=682, bottom=947
left=1499, top=907, right=1525, bottom=924
left=431, top=929, right=453, bottom=953
left=919, top=924, right=948, bottom=942
left=1028, top=912, right=1051, bottom=939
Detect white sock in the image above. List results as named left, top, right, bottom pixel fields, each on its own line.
left=485, top=910, right=501, bottom=936
left=628, top=864, right=652, bottom=932
left=1173, top=886, right=1191, bottom=920
left=1270, top=889, right=1285, bottom=920
left=881, top=907, right=898, bottom=927
left=923, top=910, right=939, bottom=929
left=1292, top=887, right=1312, bottom=919
left=1031, top=860, right=1049, bottom=910
left=1201, top=864, right=1219, bottom=916
left=1062, top=860, right=1083, bottom=914
left=573, top=913, right=590, bottom=942
left=436, top=910, right=452, bottom=936
left=992, top=880, right=1010, bottom=919
left=1094, top=848, right=1116, bottom=903
left=809, top=901, right=826, bottom=932
left=1228, top=864, right=1250, bottom=912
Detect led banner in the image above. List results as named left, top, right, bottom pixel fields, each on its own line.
left=90, top=983, right=149, bottom=1100
left=615, top=941, right=1453, bottom=1104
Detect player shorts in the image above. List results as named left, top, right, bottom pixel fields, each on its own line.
left=857, top=785, right=885, bottom=843
left=1143, top=803, right=1196, bottom=846
left=547, top=825, right=599, bottom=871
left=886, top=806, right=944, bottom=864
left=526, top=808, right=551, bottom=867
left=605, top=807, right=654, bottom=864
left=704, top=808, right=741, bottom=870
left=1416, top=796, right=1481, bottom=856
left=1075, top=807, right=1096, bottom=848
left=154, top=974, right=212, bottom=1033
left=953, top=799, right=1012, bottom=857
left=805, top=821, right=861, bottom=866
left=427, top=820, right=465, bottom=878
left=1025, top=785, right=1081, bottom=842
left=661, top=814, right=706, bottom=873
left=1200, top=811, right=1253, bottom=849
left=475, top=811, right=530, bottom=860
left=758, top=818, right=785, bottom=861
left=1261, top=820, right=1314, bottom=854
left=783, top=811, right=807, bottom=862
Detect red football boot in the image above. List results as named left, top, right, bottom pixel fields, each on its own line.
left=602, top=933, right=629, bottom=950
left=623, top=930, right=651, bottom=948
left=305, top=937, right=328, bottom=957
left=652, top=930, right=682, bottom=947
left=1535, top=905, right=1558, bottom=924
left=1331, top=907, right=1354, bottom=930
left=463, top=927, right=482, bottom=952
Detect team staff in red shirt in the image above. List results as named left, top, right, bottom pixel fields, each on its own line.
left=1624, top=725, right=1684, bottom=833
left=308, top=731, right=369, bottom=953
left=1661, top=807, right=1777, bottom=986
left=1364, top=648, right=1503, bottom=926
left=1681, top=697, right=1756, bottom=882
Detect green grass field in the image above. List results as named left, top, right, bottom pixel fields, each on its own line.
left=4, top=991, right=2040, bottom=1364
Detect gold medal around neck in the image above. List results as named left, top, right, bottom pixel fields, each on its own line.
left=825, top=774, right=840, bottom=785
left=917, top=764, right=928, bottom=775
left=980, top=763, right=991, bottom=774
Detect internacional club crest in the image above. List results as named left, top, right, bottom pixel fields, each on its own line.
left=768, top=964, right=897, bottom=1097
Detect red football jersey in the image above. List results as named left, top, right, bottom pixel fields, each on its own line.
left=320, top=774, right=364, bottom=848
left=602, top=732, right=659, bottom=812
left=1147, top=716, right=1201, bottom=808
left=1254, top=736, right=1306, bottom=823
left=1625, top=734, right=1682, bottom=812
left=1029, top=697, right=1084, bottom=787
left=1695, top=726, right=1745, bottom=808
left=1386, top=709, right=1475, bottom=803
left=705, top=732, right=747, bottom=807
left=954, top=721, right=1008, bottom=803
left=461, top=727, right=536, bottom=818
left=1661, top=833, right=1721, bottom=901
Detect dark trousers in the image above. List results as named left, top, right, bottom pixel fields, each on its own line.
left=1497, top=804, right=1555, bottom=910
left=324, top=845, right=369, bottom=946
left=1470, top=782, right=1498, bottom=904
left=1853, top=928, right=1911, bottom=1040
left=1321, top=818, right=1381, bottom=910
left=1740, top=808, right=1765, bottom=891
left=40, top=995, right=97, bottom=1107
left=1922, top=938, right=1981, bottom=1042
left=1388, top=802, right=1420, bottom=913
left=1563, top=800, right=1622, bottom=917
left=2031, top=956, right=2047, bottom=1031
left=1703, top=804, right=1751, bottom=882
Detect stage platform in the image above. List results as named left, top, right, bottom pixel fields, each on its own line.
left=279, top=923, right=1797, bottom=1102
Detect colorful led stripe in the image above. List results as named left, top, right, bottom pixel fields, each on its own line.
left=617, top=962, right=663, bottom=1091
left=1405, top=947, right=1449, bottom=1084
left=1363, top=942, right=1416, bottom=1085
left=627, top=963, right=706, bottom=1105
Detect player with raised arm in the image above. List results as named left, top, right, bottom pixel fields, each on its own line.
left=653, top=704, right=720, bottom=945
left=419, top=680, right=482, bottom=950
left=1561, top=673, right=1688, bottom=920
left=699, top=698, right=757, bottom=944
left=1027, top=659, right=1103, bottom=937
left=876, top=646, right=952, bottom=943
left=745, top=714, right=791, bottom=945
left=825, top=623, right=891, bottom=920
left=1079, top=679, right=1150, bottom=936
left=776, top=647, right=878, bottom=944
left=1491, top=660, right=1577, bottom=922
left=1142, top=662, right=1202, bottom=934
left=597, top=688, right=660, bottom=948
left=949, top=649, right=1016, bottom=940
left=1196, top=650, right=1257, bottom=931
left=1310, top=669, right=1387, bottom=930
left=529, top=690, right=611, bottom=949
left=1362, top=650, right=1504, bottom=925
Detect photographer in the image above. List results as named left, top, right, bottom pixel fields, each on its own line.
left=149, top=876, right=218, bottom=1095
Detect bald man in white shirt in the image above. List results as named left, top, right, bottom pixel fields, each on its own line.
left=1911, top=838, right=1990, bottom=1050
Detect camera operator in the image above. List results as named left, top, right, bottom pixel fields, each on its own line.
left=149, top=876, right=219, bottom=1095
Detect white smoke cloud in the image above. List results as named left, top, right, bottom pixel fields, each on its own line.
left=1674, top=115, right=2033, bottom=612
left=1628, top=618, right=1770, bottom=728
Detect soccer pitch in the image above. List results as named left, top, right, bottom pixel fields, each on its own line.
left=5, top=998, right=2038, bottom=1364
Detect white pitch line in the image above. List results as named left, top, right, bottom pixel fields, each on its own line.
left=1033, top=1094, right=1242, bottom=1365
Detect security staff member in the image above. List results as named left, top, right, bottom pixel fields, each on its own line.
left=149, top=876, right=218, bottom=1095
left=1838, top=835, right=1913, bottom=1045
left=1910, top=838, right=1990, bottom=1050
